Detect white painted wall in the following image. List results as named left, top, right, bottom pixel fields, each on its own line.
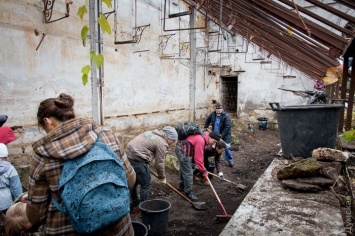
left=0, top=0, right=320, bottom=156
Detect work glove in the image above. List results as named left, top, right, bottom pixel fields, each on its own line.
left=158, top=177, right=167, bottom=184
left=202, top=170, right=209, bottom=179
left=218, top=172, right=224, bottom=182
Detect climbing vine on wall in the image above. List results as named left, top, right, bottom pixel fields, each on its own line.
left=78, top=0, right=112, bottom=85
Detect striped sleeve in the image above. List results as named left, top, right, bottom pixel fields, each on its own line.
left=26, top=154, right=51, bottom=226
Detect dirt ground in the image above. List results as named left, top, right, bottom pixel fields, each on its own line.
left=130, top=115, right=282, bottom=235
left=0, top=115, right=280, bottom=236
left=2, top=114, right=351, bottom=235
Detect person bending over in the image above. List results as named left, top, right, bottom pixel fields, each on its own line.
left=175, top=130, right=220, bottom=202
left=125, top=126, right=178, bottom=213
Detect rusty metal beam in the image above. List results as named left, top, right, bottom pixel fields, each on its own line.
left=251, top=0, right=349, bottom=55
left=206, top=0, right=332, bottom=78
left=345, top=57, right=355, bottom=131
left=232, top=2, right=337, bottom=65
left=197, top=0, right=353, bottom=80
left=305, top=0, right=355, bottom=24
left=249, top=33, right=327, bottom=77
left=248, top=7, right=339, bottom=65
left=275, top=0, right=354, bottom=37
left=254, top=27, right=330, bottom=68
left=339, top=56, right=348, bottom=132
left=334, top=0, right=355, bottom=9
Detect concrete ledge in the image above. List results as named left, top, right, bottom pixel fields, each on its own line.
left=220, top=158, right=346, bottom=236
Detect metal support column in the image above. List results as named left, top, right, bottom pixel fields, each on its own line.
left=89, top=0, right=104, bottom=125
left=345, top=58, right=355, bottom=131
left=339, top=56, right=349, bottom=132
left=189, top=6, right=197, bottom=122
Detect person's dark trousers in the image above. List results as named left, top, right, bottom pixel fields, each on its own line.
left=128, top=158, right=151, bottom=207
left=175, top=140, right=193, bottom=194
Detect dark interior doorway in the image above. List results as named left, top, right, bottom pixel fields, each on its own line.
left=221, top=76, right=238, bottom=113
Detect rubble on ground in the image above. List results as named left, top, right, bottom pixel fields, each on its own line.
left=276, top=148, right=348, bottom=194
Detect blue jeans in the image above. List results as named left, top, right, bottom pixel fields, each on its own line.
left=128, top=158, right=151, bottom=206
left=224, top=143, right=233, bottom=163
left=175, top=140, right=193, bottom=194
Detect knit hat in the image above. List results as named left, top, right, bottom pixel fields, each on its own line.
left=209, top=131, right=221, bottom=141
left=163, top=126, right=178, bottom=140
left=215, top=103, right=223, bottom=109
left=0, top=126, right=16, bottom=144
left=0, top=143, right=8, bottom=158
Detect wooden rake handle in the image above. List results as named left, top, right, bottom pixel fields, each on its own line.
left=207, top=171, right=246, bottom=190
left=206, top=177, right=229, bottom=216
left=150, top=171, right=193, bottom=204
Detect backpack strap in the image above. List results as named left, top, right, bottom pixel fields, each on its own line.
left=201, top=133, right=207, bottom=146
left=96, top=130, right=105, bottom=143
left=52, top=197, right=67, bottom=213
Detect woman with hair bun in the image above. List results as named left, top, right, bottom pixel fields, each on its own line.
left=26, top=93, right=136, bottom=236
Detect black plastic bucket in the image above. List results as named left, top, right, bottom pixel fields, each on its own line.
left=257, top=117, right=268, bottom=130
left=139, top=199, right=171, bottom=236
left=270, top=103, right=343, bottom=158
left=132, top=221, right=148, bottom=236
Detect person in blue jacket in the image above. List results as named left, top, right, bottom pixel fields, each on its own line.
left=204, top=103, right=234, bottom=167
left=0, top=143, right=23, bottom=213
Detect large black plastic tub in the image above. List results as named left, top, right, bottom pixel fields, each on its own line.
left=270, top=103, right=343, bottom=158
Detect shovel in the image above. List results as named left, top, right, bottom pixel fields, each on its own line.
left=150, top=171, right=208, bottom=211
left=207, top=171, right=246, bottom=192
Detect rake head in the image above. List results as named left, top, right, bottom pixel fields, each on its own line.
left=214, top=214, right=232, bottom=223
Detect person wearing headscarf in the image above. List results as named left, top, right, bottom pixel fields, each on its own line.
left=124, top=126, right=178, bottom=213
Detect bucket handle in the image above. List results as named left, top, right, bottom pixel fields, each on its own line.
left=269, top=103, right=280, bottom=111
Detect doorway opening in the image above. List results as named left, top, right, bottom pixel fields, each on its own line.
left=221, top=76, right=238, bottom=113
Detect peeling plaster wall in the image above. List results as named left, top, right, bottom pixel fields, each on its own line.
left=1, top=0, right=315, bottom=156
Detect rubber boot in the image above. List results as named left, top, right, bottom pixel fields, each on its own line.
left=184, top=192, right=199, bottom=202
left=198, top=178, right=210, bottom=186
left=178, top=182, right=184, bottom=192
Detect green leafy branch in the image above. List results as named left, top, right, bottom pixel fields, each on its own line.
left=78, top=0, right=112, bottom=86
left=342, top=128, right=355, bottom=142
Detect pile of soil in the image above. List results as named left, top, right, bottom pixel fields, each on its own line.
left=130, top=116, right=281, bottom=235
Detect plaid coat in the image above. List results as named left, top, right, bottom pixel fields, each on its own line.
left=27, top=118, right=136, bottom=236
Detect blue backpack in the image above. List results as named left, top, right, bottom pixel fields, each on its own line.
left=52, top=133, right=130, bottom=234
